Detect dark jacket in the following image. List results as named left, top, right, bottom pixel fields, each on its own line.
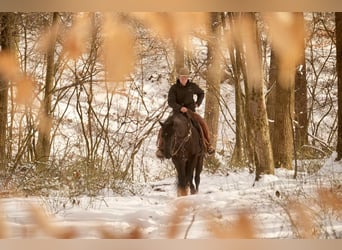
left=168, top=79, right=205, bottom=112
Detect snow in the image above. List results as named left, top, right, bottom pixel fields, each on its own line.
left=1, top=13, right=341, bottom=240
left=1, top=156, right=342, bottom=238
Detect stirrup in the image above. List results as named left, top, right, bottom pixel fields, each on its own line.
left=156, top=149, right=165, bottom=159
left=207, top=147, right=215, bottom=155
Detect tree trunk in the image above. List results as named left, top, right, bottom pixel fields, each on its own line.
left=270, top=49, right=295, bottom=170
left=294, top=12, right=309, bottom=151
left=242, top=13, right=274, bottom=180
left=264, top=12, right=306, bottom=170
left=0, top=13, right=16, bottom=173
left=336, top=12, right=342, bottom=161
left=273, top=73, right=294, bottom=169
left=35, top=12, right=59, bottom=167
left=267, top=49, right=277, bottom=152
left=227, top=13, right=248, bottom=168
left=204, top=12, right=221, bottom=151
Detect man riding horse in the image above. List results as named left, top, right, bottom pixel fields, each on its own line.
left=156, top=67, right=215, bottom=159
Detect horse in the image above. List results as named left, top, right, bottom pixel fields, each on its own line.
left=159, top=111, right=205, bottom=196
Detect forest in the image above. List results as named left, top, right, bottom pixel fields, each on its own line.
left=0, top=13, right=341, bottom=238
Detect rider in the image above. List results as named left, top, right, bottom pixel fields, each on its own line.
left=156, top=67, right=215, bottom=159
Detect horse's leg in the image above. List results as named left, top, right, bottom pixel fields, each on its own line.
left=187, top=159, right=197, bottom=195
left=173, top=158, right=187, bottom=196
left=194, top=155, right=204, bottom=193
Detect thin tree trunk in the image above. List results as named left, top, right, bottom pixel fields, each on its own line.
left=35, top=12, right=59, bottom=167
left=204, top=12, right=222, bottom=151
left=336, top=12, right=342, bottom=161
left=0, top=13, right=16, bottom=173
left=227, top=12, right=248, bottom=168
left=267, top=49, right=277, bottom=152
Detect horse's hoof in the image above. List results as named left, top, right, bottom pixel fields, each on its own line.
left=177, top=188, right=188, bottom=196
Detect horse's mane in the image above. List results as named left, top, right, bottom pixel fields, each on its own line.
left=166, top=112, right=190, bottom=136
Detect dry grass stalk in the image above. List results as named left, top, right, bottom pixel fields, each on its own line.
left=27, top=204, right=77, bottom=238
left=97, top=224, right=144, bottom=239
left=206, top=210, right=256, bottom=238
left=317, top=188, right=342, bottom=215
left=166, top=200, right=192, bottom=238
left=0, top=203, right=9, bottom=239
left=286, top=200, right=317, bottom=238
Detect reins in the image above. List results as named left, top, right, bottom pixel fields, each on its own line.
left=171, top=117, right=192, bottom=156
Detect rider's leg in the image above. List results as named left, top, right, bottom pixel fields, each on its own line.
left=191, top=112, right=215, bottom=155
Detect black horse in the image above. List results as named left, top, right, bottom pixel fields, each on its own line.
left=159, top=111, right=205, bottom=196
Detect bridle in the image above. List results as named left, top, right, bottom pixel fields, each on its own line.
left=171, top=118, right=192, bottom=157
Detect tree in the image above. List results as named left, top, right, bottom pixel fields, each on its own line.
left=266, top=48, right=277, bottom=153
left=242, top=13, right=274, bottom=180
left=35, top=12, right=59, bottom=167
left=268, top=46, right=296, bottom=170
left=294, top=12, right=309, bottom=151
left=273, top=62, right=295, bottom=169
left=0, top=13, right=16, bottom=174
left=264, top=13, right=305, bottom=170
left=226, top=12, right=249, bottom=168
left=204, top=12, right=222, bottom=152
left=336, top=12, right=342, bottom=161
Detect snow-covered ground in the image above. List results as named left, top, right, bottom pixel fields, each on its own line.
left=1, top=152, right=342, bottom=239
left=1, top=12, right=341, bottom=240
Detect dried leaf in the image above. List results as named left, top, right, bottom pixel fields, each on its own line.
left=262, top=12, right=306, bottom=88
left=15, top=75, right=35, bottom=105
left=37, top=114, right=53, bottom=137
left=37, top=23, right=59, bottom=54
left=0, top=52, right=20, bottom=81
left=132, top=12, right=209, bottom=42
left=102, top=14, right=136, bottom=84
left=63, top=13, right=92, bottom=59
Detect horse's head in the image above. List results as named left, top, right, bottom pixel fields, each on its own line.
left=160, top=113, right=190, bottom=159
left=159, top=118, right=174, bottom=159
